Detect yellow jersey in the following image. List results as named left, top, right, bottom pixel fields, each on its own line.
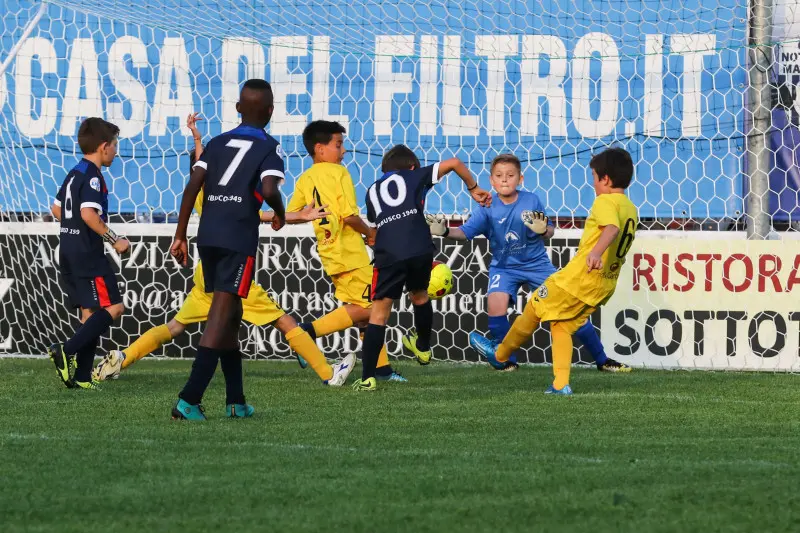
left=551, top=193, right=638, bottom=307
left=287, top=162, right=371, bottom=275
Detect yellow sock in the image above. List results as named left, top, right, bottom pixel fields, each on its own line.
left=121, top=324, right=172, bottom=369
left=287, top=327, right=333, bottom=381
left=551, top=323, right=573, bottom=390
left=312, top=307, right=354, bottom=337
left=496, top=302, right=540, bottom=362
left=376, top=345, right=389, bottom=369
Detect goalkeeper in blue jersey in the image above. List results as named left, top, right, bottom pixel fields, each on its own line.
left=427, top=153, right=630, bottom=372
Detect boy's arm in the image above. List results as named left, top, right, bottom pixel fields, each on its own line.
left=344, top=215, right=376, bottom=243
left=261, top=203, right=330, bottom=224
left=436, top=158, right=492, bottom=207
left=586, top=225, right=620, bottom=272
left=170, top=166, right=206, bottom=265
left=51, top=204, right=62, bottom=221
left=77, top=179, right=129, bottom=254
left=426, top=214, right=468, bottom=241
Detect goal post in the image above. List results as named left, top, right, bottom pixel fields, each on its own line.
left=0, top=0, right=798, bottom=370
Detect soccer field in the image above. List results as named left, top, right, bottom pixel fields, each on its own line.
left=2, top=359, right=798, bottom=533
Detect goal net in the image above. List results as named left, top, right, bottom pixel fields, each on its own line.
left=0, top=0, right=798, bottom=370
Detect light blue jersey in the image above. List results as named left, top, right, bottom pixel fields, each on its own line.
left=460, top=190, right=555, bottom=301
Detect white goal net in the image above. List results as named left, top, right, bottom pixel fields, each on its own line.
left=1, top=0, right=798, bottom=370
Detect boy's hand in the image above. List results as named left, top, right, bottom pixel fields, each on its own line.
left=170, top=238, right=188, bottom=266
left=186, top=112, right=203, bottom=137
left=425, top=214, right=448, bottom=236
left=299, top=203, right=330, bottom=222
left=470, top=186, right=492, bottom=207
left=521, top=210, right=548, bottom=235
left=113, top=238, right=130, bottom=255
left=364, top=227, right=376, bottom=247
left=271, top=212, right=286, bottom=231
left=586, top=252, right=603, bottom=272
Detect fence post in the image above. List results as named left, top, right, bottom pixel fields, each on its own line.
left=746, top=0, right=775, bottom=239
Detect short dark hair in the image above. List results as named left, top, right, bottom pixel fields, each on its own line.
left=302, top=120, right=346, bottom=157
left=490, top=153, right=521, bottom=173
left=77, top=118, right=120, bottom=155
left=590, top=147, right=634, bottom=189
left=381, top=144, right=421, bottom=172
left=242, top=78, right=273, bottom=103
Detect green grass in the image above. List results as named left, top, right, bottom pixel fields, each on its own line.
left=2, top=359, right=799, bottom=533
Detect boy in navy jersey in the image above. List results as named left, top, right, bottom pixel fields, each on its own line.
left=352, top=145, right=491, bottom=391
left=430, top=154, right=630, bottom=372
left=49, top=117, right=130, bottom=390
left=170, top=79, right=286, bottom=419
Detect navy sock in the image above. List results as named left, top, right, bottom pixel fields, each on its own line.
left=488, top=315, right=511, bottom=341
left=298, top=322, right=316, bottom=340
left=220, top=350, right=245, bottom=405
left=360, top=324, right=386, bottom=380
left=64, top=309, right=113, bottom=355
left=73, top=338, right=98, bottom=383
left=179, top=346, right=220, bottom=405
left=375, top=365, right=393, bottom=377
left=413, top=301, right=433, bottom=352
left=576, top=320, right=607, bottom=365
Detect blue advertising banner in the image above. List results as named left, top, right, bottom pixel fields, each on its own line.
left=0, top=0, right=747, bottom=218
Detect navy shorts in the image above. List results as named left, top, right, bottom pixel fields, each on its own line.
left=198, top=246, right=256, bottom=297
left=371, top=253, right=433, bottom=300
left=60, top=271, right=122, bottom=310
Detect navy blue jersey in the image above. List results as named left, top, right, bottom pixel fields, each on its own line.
left=366, top=163, right=440, bottom=268
left=54, top=158, right=111, bottom=277
left=194, top=125, right=285, bottom=256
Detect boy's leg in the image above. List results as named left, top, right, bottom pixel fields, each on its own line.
left=276, top=314, right=333, bottom=382
left=400, top=254, right=435, bottom=364
left=550, top=321, right=574, bottom=390
left=496, top=300, right=541, bottom=363
left=574, top=320, right=606, bottom=365
left=360, top=297, right=393, bottom=382
left=121, top=322, right=179, bottom=369
left=178, top=291, right=240, bottom=405
left=64, top=275, right=124, bottom=356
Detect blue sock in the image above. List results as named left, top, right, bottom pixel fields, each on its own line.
left=488, top=315, right=516, bottom=364
left=576, top=321, right=607, bottom=365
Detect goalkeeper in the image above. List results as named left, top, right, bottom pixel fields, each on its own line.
left=427, top=154, right=629, bottom=372
left=94, top=113, right=356, bottom=386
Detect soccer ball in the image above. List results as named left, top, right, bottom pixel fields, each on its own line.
left=428, top=261, right=454, bottom=300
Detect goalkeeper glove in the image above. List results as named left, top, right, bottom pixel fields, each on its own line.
left=521, top=210, right=548, bottom=235
left=425, top=214, right=449, bottom=237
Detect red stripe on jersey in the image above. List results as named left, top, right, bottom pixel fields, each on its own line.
left=238, top=256, right=255, bottom=297
left=95, top=276, right=111, bottom=307
left=253, top=191, right=264, bottom=203
left=370, top=267, right=379, bottom=301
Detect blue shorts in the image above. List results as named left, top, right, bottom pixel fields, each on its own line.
left=198, top=246, right=256, bottom=298
left=60, top=271, right=122, bottom=310
left=487, top=266, right=556, bottom=304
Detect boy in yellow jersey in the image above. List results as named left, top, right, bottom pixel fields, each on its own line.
left=470, top=147, right=638, bottom=394
left=94, top=113, right=356, bottom=387
left=284, top=120, right=405, bottom=381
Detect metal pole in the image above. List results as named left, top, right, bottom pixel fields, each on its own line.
left=0, top=2, right=47, bottom=78
left=746, top=0, right=774, bottom=239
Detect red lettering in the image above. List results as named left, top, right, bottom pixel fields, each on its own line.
left=787, top=255, right=800, bottom=292
left=661, top=253, right=669, bottom=291
left=758, top=254, right=782, bottom=293
left=696, top=254, right=722, bottom=291
left=673, top=253, right=696, bottom=292
left=722, top=254, right=753, bottom=292
left=633, top=253, right=656, bottom=291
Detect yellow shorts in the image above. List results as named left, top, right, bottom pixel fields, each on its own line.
left=330, top=265, right=374, bottom=309
left=174, top=282, right=285, bottom=327
left=530, top=280, right=595, bottom=334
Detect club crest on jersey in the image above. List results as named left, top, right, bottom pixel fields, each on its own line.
left=537, top=285, right=548, bottom=299
left=90, top=177, right=101, bottom=191
left=504, top=231, right=519, bottom=242
left=275, top=144, right=285, bottom=159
